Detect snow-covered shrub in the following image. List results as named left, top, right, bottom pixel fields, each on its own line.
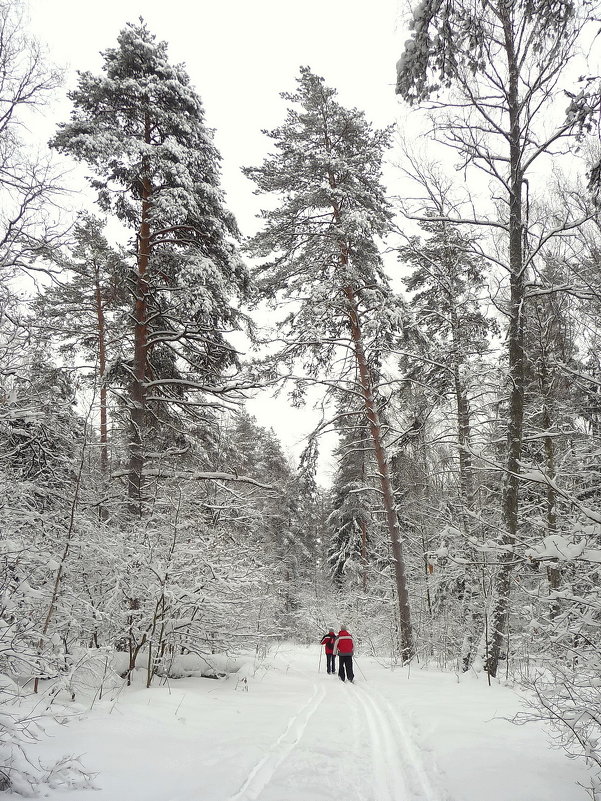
left=0, top=674, right=96, bottom=796
left=516, top=525, right=601, bottom=799
left=163, top=652, right=243, bottom=679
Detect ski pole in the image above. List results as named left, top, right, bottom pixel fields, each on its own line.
left=354, top=656, right=367, bottom=681
left=318, top=649, right=322, bottom=673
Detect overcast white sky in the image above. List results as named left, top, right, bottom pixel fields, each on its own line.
left=27, top=0, right=410, bottom=479
left=29, top=0, right=407, bottom=230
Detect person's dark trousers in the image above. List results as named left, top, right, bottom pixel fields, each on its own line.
left=338, top=654, right=354, bottom=682
left=326, top=653, right=336, bottom=674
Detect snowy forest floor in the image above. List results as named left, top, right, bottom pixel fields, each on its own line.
left=8, top=644, right=594, bottom=801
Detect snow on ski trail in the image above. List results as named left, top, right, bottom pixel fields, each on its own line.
left=347, top=681, right=414, bottom=800
left=349, top=682, right=444, bottom=801
left=226, top=683, right=326, bottom=801
left=223, top=651, right=444, bottom=801
left=12, top=643, right=595, bottom=801
left=225, top=664, right=370, bottom=801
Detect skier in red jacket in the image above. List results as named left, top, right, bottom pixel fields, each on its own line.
left=334, top=627, right=354, bottom=682
left=320, top=628, right=337, bottom=674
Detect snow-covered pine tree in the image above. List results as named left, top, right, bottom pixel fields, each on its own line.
left=51, top=21, right=247, bottom=512
left=399, top=214, right=493, bottom=669
left=327, top=414, right=374, bottom=590
left=520, top=254, right=578, bottom=608
left=245, top=66, right=414, bottom=660
left=209, top=410, right=320, bottom=634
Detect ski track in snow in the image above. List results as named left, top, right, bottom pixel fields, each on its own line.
left=350, top=683, right=411, bottom=801
left=168, top=670, right=449, bottom=801
left=349, top=682, right=447, bottom=801
left=226, top=682, right=326, bottom=801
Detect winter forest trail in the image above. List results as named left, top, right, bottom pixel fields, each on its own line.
left=224, top=672, right=442, bottom=801
left=20, top=644, right=594, bottom=801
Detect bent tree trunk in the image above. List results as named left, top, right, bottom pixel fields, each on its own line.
left=344, top=285, right=414, bottom=661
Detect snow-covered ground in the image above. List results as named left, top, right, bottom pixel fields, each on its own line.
left=9, top=644, right=593, bottom=801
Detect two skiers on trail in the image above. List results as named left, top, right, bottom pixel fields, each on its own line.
left=321, top=627, right=354, bottom=682
left=320, top=629, right=337, bottom=674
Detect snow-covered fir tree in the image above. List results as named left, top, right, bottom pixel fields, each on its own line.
left=245, top=66, right=414, bottom=659
left=51, top=21, right=248, bottom=512
left=399, top=214, right=494, bottom=669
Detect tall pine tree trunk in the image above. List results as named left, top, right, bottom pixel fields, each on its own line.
left=326, top=165, right=413, bottom=659
left=344, top=285, right=414, bottom=661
